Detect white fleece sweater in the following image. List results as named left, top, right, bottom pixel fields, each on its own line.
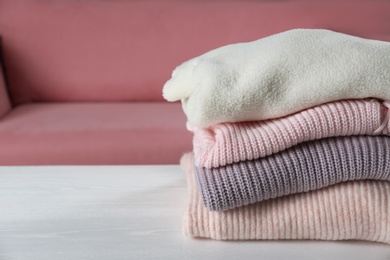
left=163, top=29, right=390, bottom=127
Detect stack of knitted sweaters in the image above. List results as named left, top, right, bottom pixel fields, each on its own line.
left=163, top=29, right=390, bottom=244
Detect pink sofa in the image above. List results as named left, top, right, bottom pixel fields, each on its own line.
left=0, top=0, right=389, bottom=165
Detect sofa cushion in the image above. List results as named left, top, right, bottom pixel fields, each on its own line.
left=1, top=0, right=389, bottom=105
left=0, top=102, right=192, bottom=165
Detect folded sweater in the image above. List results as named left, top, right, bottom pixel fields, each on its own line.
left=181, top=154, right=390, bottom=243
left=195, top=136, right=390, bottom=211
left=163, top=29, right=390, bottom=127
left=192, top=99, right=387, bottom=168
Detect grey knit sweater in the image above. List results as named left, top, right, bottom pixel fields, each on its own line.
left=195, top=136, right=390, bottom=211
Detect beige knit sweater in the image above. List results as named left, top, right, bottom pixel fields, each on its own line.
left=181, top=153, right=390, bottom=244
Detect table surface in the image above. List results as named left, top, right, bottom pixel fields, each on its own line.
left=0, top=165, right=389, bottom=260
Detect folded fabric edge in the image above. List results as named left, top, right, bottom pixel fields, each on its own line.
left=194, top=135, right=390, bottom=211
left=180, top=153, right=390, bottom=243
left=193, top=98, right=386, bottom=169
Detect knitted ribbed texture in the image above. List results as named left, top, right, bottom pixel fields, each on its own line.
left=181, top=153, right=390, bottom=243
left=195, top=136, right=390, bottom=211
left=192, top=99, right=387, bottom=168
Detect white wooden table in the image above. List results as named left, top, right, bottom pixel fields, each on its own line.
left=0, top=165, right=389, bottom=260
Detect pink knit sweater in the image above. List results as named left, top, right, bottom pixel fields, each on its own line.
left=181, top=153, right=390, bottom=243
left=191, top=99, right=388, bottom=168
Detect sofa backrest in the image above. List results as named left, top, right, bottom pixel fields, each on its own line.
left=0, top=0, right=389, bottom=105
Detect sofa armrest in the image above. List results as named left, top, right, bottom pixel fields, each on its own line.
left=0, top=37, right=11, bottom=118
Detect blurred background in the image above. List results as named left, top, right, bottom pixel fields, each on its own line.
left=0, top=0, right=389, bottom=165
